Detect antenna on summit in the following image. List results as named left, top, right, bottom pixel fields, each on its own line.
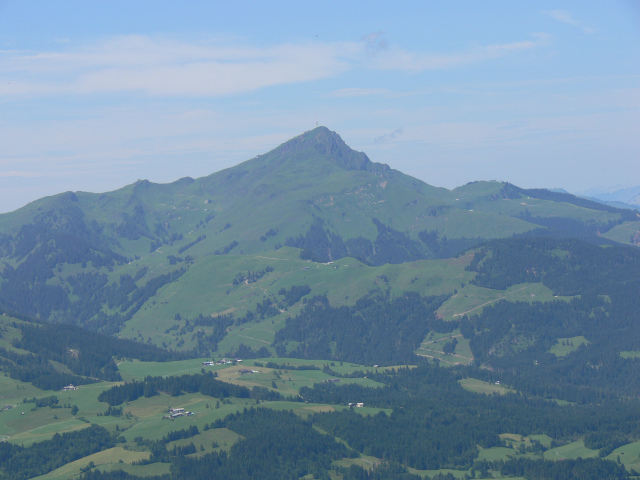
left=315, top=114, right=318, bottom=127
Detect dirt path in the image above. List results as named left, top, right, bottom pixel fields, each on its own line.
left=415, top=353, right=464, bottom=365
left=237, top=334, right=270, bottom=345
left=421, top=334, right=463, bottom=346
left=452, top=285, right=531, bottom=317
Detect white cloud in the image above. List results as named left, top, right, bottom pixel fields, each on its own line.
left=545, top=10, right=596, bottom=34
left=0, top=33, right=552, bottom=98
left=327, top=88, right=392, bottom=97
left=0, top=36, right=358, bottom=97
left=0, top=170, right=41, bottom=178
left=370, top=34, right=551, bottom=71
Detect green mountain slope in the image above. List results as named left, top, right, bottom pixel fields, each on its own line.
left=0, top=127, right=638, bottom=350
left=3, top=123, right=640, bottom=479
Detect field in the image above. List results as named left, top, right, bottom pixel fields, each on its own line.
left=543, top=441, right=598, bottom=460
left=0, top=379, right=117, bottom=446
left=547, top=336, right=590, bottom=357
left=118, top=358, right=214, bottom=381
left=602, top=220, right=640, bottom=246
left=458, top=378, right=516, bottom=396
left=166, top=427, right=244, bottom=455
left=118, top=248, right=484, bottom=353
left=2, top=353, right=635, bottom=479
left=620, top=351, right=640, bottom=359
left=415, top=330, right=473, bottom=366
left=605, top=441, right=640, bottom=472
left=436, top=282, right=560, bottom=321
left=32, top=447, right=151, bottom=480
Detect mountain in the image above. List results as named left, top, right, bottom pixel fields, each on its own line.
left=5, top=128, right=640, bottom=479
left=579, top=185, right=640, bottom=206
left=0, top=127, right=638, bottom=352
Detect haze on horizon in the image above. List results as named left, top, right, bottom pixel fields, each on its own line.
left=1, top=0, right=639, bottom=214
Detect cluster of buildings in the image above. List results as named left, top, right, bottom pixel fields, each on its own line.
left=163, top=407, right=194, bottom=419
left=202, top=358, right=242, bottom=366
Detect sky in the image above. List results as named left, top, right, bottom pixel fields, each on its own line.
left=1, top=1, right=639, bottom=213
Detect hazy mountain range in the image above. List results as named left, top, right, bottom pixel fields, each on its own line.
left=576, top=185, right=640, bottom=209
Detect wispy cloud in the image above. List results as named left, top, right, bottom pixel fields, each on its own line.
left=327, top=88, right=392, bottom=98
left=374, top=127, right=404, bottom=144
left=0, top=170, right=42, bottom=178
left=0, top=33, right=551, bottom=98
left=545, top=10, right=596, bottom=34
left=0, top=36, right=358, bottom=97
left=370, top=34, right=551, bottom=71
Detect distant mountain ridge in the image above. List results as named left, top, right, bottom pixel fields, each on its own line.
left=577, top=185, right=640, bottom=209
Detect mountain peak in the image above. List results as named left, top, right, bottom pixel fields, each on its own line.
left=272, top=126, right=390, bottom=174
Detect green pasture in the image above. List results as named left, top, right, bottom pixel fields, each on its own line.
left=167, top=427, right=244, bottom=455
left=605, top=441, right=640, bottom=472
left=465, top=189, right=624, bottom=225
left=543, top=441, right=598, bottom=460
left=602, top=220, right=640, bottom=246
left=33, top=447, right=151, bottom=480
left=262, top=400, right=392, bottom=419
left=117, top=248, right=479, bottom=352
left=548, top=336, right=589, bottom=357
left=437, top=282, right=559, bottom=321
left=499, top=433, right=552, bottom=451
left=118, top=357, right=388, bottom=398
left=527, top=435, right=553, bottom=448
left=620, top=351, right=640, bottom=359
left=476, top=446, right=517, bottom=462
left=415, top=331, right=473, bottom=367
left=117, top=358, right=213, bottom=381
left=120, top=392, right=254, bottom=442
left=1, top=381, right=120, bottom=446
left=458, top=378, right=516, bottom=396
left=333, top=455, right=380, bottom=471
left=0, top=374, right=49, bottom=405
left=213, top=364, right=385, bottom=396
left=0, top=316, right=29, bottom=355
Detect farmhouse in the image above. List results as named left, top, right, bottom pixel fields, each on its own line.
left=62, top=384, right=78, bottom=391
left=169, top=408, right=184, bottom=414
left=202, top=361, right=215, bottom=366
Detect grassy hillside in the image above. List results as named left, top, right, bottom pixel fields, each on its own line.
left=0, top=127, right=638, bottom=357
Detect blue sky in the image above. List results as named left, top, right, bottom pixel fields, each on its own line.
left=1, top=1, right=639, bottom=213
